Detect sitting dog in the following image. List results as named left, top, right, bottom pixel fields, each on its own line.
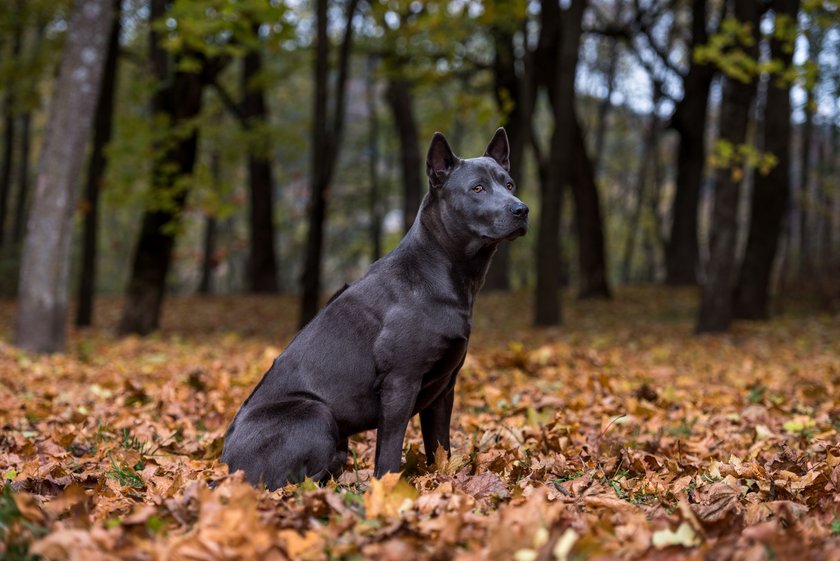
left=222, top=128, right=528, bottom=488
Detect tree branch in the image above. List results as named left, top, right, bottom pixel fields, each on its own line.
left=209, top=78, right=249, bottom=129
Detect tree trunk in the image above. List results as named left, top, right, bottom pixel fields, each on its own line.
left=696, top=0, right=759, bottom=333
left=118, top=0, right=211, bottom=335
left=486, top=11, right=533, bottom=291
left=366, top=56, right=383, bottom=262
left=665, top=0, right=713, bottom=285
left=798, top=76, right=816, bottom=271
left=199, top=216, right=217, bottom=295
left=299, top=0, right=361, bottom=328
left=571, top=112, right=611, bottom=298
left=243, top=40, right=279, bottom=293
left=621, top=114, right=659, bottom=283
left=12, top=112, right=30, bottom=244
left=77, top=0, right=121, bottom=327
left=15, top=0, right=114, bottom=353
left=733, top=0, right=799, bottom=319
left=534, top=0, right=585, bottom=326
left=0, top=21, right=22, bottom=247
left=198, top=151, right=222, bottom=295
left=11, top=19, right=45, bottom=245
left=386, top=77, right=422, bottom=234
left=592, top=40, right=618, bottom=175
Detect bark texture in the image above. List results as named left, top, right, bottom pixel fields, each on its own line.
left=696, top=0, right=759, bottom=333
left=534, top=0, right=585, bottom=326
left=386, top=78, right=422, bottom=234
left=571, top=114, right=610, bottom=299
left=243, top=41, right=279, bottom=293
left=733, top=0, right=799, bottom=319
left=118, top=0, right=217, bottom=335
left=299, top=0, right=360, bottom=328
left=16, top=0, right=114, bottom=352
left=0, top=20, right=22, bottom=247
left=77, top=0, right=122, bottom=327
left=665, top=0, right=713, bottom=285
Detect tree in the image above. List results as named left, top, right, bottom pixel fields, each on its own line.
left=365, top=55, right=383, bottom=262
left=11, top=16, right=47, bottom=246
left=486, top=0, right=532, bottom=291
left=16, top=0, right=114, bottom=352
left=0, top=4, right=22, bottom=247
left=118, top=0, right=225, bottom=335
left=533, top=0, right=587, bottom=326
left=733, top=0, right=800, bottom=319
left=570, top=113, right=610, bottom=299
left=299, top=0, right=361, bottom=328
left=386, top=76, right=422, bottom=234
left=77, top=0, right=122, bottom=327
left=696, top=0, right=760, bottom=333
left=242, top=29, right=280, bottom=293
left=664, top=0, right=715, bottom=286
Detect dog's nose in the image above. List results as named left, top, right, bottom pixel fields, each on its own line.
left=510, top=202, right=529, bottom=217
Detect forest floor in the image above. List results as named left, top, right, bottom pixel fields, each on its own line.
left=0, top=287, right=839, bottom=561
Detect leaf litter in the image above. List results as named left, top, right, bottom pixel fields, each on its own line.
left=0, top=288, right=839, bottom=560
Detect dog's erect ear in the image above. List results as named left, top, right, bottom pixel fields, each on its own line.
left=427, top=132, right=457, bottom=188
left=484, top=127, right=510, bottom=171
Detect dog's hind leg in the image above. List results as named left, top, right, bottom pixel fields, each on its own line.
left=222, top=399, right=343, bottom=489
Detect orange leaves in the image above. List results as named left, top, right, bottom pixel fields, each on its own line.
left=363, top=473, right=418, bottom=519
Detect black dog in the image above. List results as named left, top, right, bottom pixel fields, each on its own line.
left=221, top=128, right=528, bottom=489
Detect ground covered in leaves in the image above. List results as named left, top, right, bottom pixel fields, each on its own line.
left=1, top=288, right=839, bottom=560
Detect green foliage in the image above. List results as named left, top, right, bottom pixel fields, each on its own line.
left=106, top=454, right=145, bottom=489
left=694, top=16, right=759, bottom=83
left=158, top=0, right=292, bottom=63
left=709, top=139, right=778, bottom=180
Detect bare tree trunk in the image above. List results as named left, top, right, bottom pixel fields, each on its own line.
left=621, top=114, right=659, bottom=283
left=696, top=0, right=759, bottom=333
left=487, top=11, right=533, bottom=291
left=198, top=216, right=217, bottom=295
left=118, top=0, right=218, bottom=335
left=386, top=77, right=422, bottom=234
left=798, top=83, right=816, bottom=271
left=11, top=20, right=45, bottom=245
left=592, top=40, right=618, bottom=175
left=534, top=0, right=585, bottom=325
left=366, top=56, right=383, bottom=262
left=198, top=151, right=222, bottom=295
left=665, top=0, right=713, bottom=285
left=15, top=0, right=114, bottom=353
left=733, top=0, right=799, bottom=319
left=77, top=0, right=121, bottom=327
left=571, top=113, right=611, bottom=298
left=12, top=112, right=30, bottom=244
left=0, top=19, right=22, bottom=247
left=243, top=39, right=279, bottom=293
left=300, top=0, right=361, bottom=328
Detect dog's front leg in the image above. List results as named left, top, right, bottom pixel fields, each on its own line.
left=420, top=385, right=454, bottom=465
left=374, top=375, right=421, bottom=477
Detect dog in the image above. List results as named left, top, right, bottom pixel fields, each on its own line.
left=221, top=128, right=528, bottom=489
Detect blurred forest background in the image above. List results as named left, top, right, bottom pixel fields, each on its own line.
left=0, top=0, right=838, bottom=353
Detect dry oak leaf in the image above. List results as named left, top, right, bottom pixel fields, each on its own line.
left=364, top=472, right=418, bottom=519
left=693, top=482, right=743, bottom=522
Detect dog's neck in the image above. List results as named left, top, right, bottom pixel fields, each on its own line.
left=400, top=198, right=498, bottom=309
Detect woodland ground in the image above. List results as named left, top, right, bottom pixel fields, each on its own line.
left=0, top=287, right=839, bottom=561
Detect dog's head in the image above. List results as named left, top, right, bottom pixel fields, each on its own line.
left=425, top=128, right=528, bottom=247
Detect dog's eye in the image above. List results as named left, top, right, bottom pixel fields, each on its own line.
left=472, top=185, right=485, bottom=193
left=506, top=182, right=514, bottom=191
